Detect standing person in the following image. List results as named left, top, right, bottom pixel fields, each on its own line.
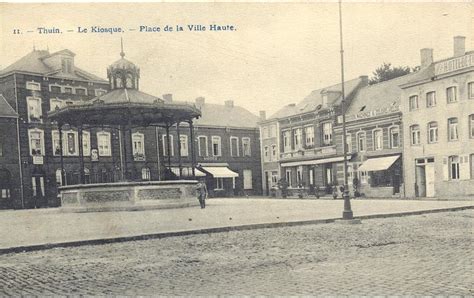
left=196, top=179, right=208, bottom=209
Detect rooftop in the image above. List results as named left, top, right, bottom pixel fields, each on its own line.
left=0, top=95, right=18, bottom=118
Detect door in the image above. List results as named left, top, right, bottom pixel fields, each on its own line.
left=415, top=166, right=426, bottom=197
left=265, top=172, right=270, bottom=196
left=32, top=176, right=45, bottom=208
left=425, top=164, right=435, bottom=197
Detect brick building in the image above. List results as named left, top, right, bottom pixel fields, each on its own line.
left=0, top=48, right=262, bottom=208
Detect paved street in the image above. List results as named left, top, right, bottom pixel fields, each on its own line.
left=0, top=210, right=472, bottom=296
left=1, top=198, right=473, bottom=251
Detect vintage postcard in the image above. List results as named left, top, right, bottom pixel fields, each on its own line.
left=0, top=1, right=472, bottom=296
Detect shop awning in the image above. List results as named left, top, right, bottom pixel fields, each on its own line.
left=358, top=155, right=400, bottom=172
left=170, top=167, right=206, bottom=177
left=201, top=166, right=239, bottom=178
left=281, top=155, right=352, bottom=167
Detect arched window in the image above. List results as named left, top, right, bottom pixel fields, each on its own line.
left=373, top=129, right=383, bottom=150
left=389, top=126, right=400, bottom=148
left=356, top=131, right=366, bottom=152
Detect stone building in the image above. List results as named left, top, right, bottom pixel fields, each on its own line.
left=400, top=36, right=474, bottom=198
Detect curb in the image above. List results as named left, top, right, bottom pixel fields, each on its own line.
left=0, top=205, right=472, bottom=255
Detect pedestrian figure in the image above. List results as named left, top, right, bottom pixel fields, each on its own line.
left=196, top=180, right=208, bottom=209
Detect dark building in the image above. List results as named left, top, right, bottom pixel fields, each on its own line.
left=0, top=48, right=262, bottom=209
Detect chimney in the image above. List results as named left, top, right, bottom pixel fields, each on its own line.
left=195, top=97, right=205, bottom=107
left=224, top=100, right=234, bottom=108
left=163, top=93, right=173, bottom=103
left=420, top=48, right=434, bottom=69
left=259, top=111, right=266, bottom=121
left=453, top=36, right=466, bottom=57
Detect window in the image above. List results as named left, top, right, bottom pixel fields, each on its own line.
left=97, top=131, right=111, bottom=156
left=263, top=146, right=269, bottom=162
left=132, top=132, right=145, bottom=156
left=52, top=131, right=61, bottom=156
left=162, top=134, right=174, bottom=156
left=230, top=137, right=239, bottom=157
left=449, top=156, right=460, bottom=180
left=215, top=178, right=224, bottom=190
left=389, top=126, right=400, bottom=148
left=446, top=86, right=457, bottom=103
left=142, top=168, right=151, bottom=180
left=343, top=133, right=352, bottom=153
left=468, top=82, right=474, bottom=99
left=428, top=122, right=438, bottom=143
left=448, top=118, right=459, bottom=141
left=296, top=166, right=303, bottom=186
left=56, top=169, right=63, bottom=186
left=64, top=130, right=78, bottom=156
left=271, top=171, right=279, bottom=187
left=305, top=126, right=314, bottom=147
left=285, top=169, right=291, bottom=186
left=50, top=85, right=61, bottom=93
left=27, top=97, right=42, bottom=122
left=410, top=125, right=421, bottom=145
left=82, top=131, right=90, bottom=157
left=373, top=129, right=383, bottom=150
left=293, top=128, right=302, bottom=149
left=179, top=135, right=188, bottom=156
left=322, top=122, right=333, bottom=145
left=29, top=129, right=44, bottom=156
left=26, top=81, right=41, bottom=91
left=283, top=130, right=291, bottom=152
left=64, top=87, right=73, bottom=94
left=50, top=98, right=63, bottom=111
left=243, top=169, right=253, bottom=189
left=426, top=91, right=436, bottom=107
left=75, top=88, right=87, bottom=96
left=95, top=89, right=107, bottom=96
left=211, top=136, right=221, bottom=156
left=357, top=131, right=366, bottom=152
left=242, top=137, right=251, bottom=157
left=61, top=59, right=73, bottom=73
left=469, top=114, right=474, bottom=138
left=271, top=145, right=277, bottom=160
left=197, top=136, right=208, bottom=157
left=409, top=95, right=419, bottom=111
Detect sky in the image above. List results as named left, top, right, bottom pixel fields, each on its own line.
left=0, top=2, right=472, bottom=117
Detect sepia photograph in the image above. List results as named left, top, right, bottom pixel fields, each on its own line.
left=0, top=1, right=472, bottom=296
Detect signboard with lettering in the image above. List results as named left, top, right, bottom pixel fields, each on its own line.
left=435, top=53, right=474, bottom=76
left=32, top=156, right=44, bottom=165
left=91, top=149, right=99, bottom=162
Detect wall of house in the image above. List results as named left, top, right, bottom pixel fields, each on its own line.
left=0, top=118, right=22, bottom=209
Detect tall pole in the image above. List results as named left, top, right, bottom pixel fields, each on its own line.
left=58, top=124, right=65, bottom=186
left=189, top=120, right=196, bottom=179
left=176, top=121, right=182, bottom=179
left=339, top=0, right=353, bottom=220
left=78, top=126, right=85, bottom=184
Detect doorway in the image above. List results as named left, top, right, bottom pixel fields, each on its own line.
left=415, top=158, right=435, bottom=197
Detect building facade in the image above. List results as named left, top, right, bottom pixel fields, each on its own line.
left=259, top=76, right=368, bottom=195
left=401, top=36, right=474, bottom=198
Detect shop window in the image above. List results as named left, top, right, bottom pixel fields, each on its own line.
left=27, top=97, right=42, bottom=123
left=449, top=156, right=460, bottom=180
left=446, top=86, right=457, bottom=103
left=448, top=118, right=459, bottom=141
left=211, top=136, right=221, bottom=156
left=426, top=91, right=436, bottom=108
left=29, top=129, right=44, bottom=156
left=197, top=136, right=208, bottom=157
left=322, top=122, right=333, bottom=145
left=97, top=131, right=111, bottom=156
left=428, top=122, right=438, bottom=143
left=410, top=125, right=420, bottom=145
left=389, top=126, right=400, bottom=148
left=26, top=81, right=41, bottom=91
left=243, top=169, right=253, bottom=190
left=373, top=129, right=383, bottom=150
left=305, top=126, right=314, bottom=147
left=142, top=167, right=151, bottom=181
left=230, top=137, right=239, bottom=157
left=215, top=178, right=224, bottom=190
left=357, top=131, right=366, bottom=152
left=242, top=137, right=251, bottom=157
left=179, top=135, right=188, bottom=157
left=162, top=134, right=174, bottom=156
left=409, top=95, right=419, bottom=111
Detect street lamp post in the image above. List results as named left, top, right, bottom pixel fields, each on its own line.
left=338, top=0, right=354, bottom=220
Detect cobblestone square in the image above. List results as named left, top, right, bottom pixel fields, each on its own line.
left=0, top=210, right=472, bottom=296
